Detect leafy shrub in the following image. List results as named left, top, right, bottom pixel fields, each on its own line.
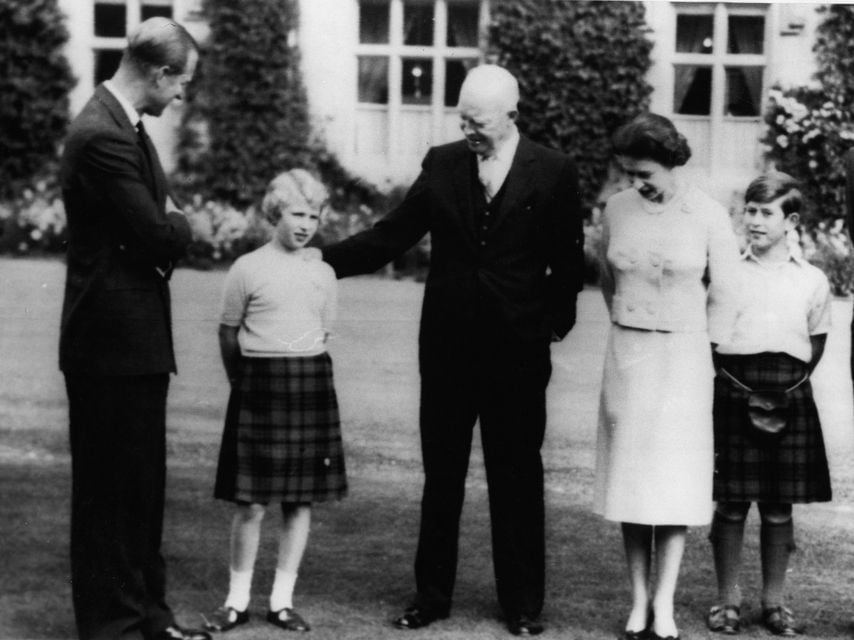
left=0, top=179, right=66, bottom=254
left=761, top=87, right=854, bottom=225
left=0, top=0, right=75, bottom=198
left=487, top=0, right=653, bottom=213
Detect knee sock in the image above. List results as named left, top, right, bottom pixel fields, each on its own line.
left=760, top=518, right=795, bottom=608
left=270, top=568, right=298, bottom=611
left=709, top=511, right=746, bottom=606
left=224, top=568, right=253, bottom=611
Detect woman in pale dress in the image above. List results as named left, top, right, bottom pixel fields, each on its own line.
left=594, top=113, right=740, bottom=640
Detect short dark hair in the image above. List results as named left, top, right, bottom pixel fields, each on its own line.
left=744, top=171, right=803, bottom=217
left=123, top=17, right=199, bottom=74
left=611, top=112, right=692, bottom=168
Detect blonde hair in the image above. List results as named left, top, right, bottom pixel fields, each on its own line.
left=262, top=169, right=329, bottom=223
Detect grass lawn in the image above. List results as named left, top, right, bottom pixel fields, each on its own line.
left=1, top=256, right=854, bottom=640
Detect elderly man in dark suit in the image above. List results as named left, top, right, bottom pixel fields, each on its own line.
left=323, top=64, right=584, bottom=636
left=59, top=17, right=209, bottom=640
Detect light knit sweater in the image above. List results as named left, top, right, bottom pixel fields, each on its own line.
left=220, top=243, right=337, bottom=357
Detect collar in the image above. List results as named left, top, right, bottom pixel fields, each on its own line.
left=479, top=127, right=520, bottom=164
left=742, top=244, right=805, bottom=267
left=103, top=80, right=141, bottom=128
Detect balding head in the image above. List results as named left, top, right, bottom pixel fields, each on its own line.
left=458, top=65, right=520, bottom=113
left=113, top=17, right=198, bottom=117
left=123, top=16, right=198, bottom=75
left=457, top=65, right=519, bottom=157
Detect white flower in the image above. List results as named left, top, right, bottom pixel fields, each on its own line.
left=808, top=159, right=818, bottom=169
left=30, top=229, right=43, bottom=241
left=776, top=135, right=789, bottom=148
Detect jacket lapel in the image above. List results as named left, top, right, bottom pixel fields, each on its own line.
left=451, top=143, right=479, bottom=241
left=94, top=85, right=161, bottom=201
left=492, top=136, right=537, bottom=230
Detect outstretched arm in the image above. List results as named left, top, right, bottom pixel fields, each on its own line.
left=322, top=151, right=434, bottom=278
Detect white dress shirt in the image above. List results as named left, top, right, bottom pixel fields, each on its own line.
left=478, top=128, right=520, bottom=201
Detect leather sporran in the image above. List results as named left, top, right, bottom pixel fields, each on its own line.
left=719, top=367, right=806, bottom=440
left=746, top=389, right=790, bottom=437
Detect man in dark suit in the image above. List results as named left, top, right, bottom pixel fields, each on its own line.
left=59, top=17, right=210, bottom=640
left=323, top=65, right=584, bottom=636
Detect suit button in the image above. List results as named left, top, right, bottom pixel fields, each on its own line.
left=118, top=244, right=126, bottom=251
left=480, top=240, right=487, bottom=246
left=485, top=210, right=491, bottom=217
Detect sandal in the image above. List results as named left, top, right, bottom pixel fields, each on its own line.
left=763, top=606, right=798, bottom=636
left=707, top=604, right=740, bottom=635
left=267, top=608, right=310, bottom=632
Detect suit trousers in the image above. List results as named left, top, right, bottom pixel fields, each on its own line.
left=65, top=373, right=174, bottom=640
left=414, top=323, right=552, bottom=618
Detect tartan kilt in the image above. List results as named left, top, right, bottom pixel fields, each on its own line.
left=713, top=352, right=831, bottom=504
left=214, top=353, right=347, bottom=504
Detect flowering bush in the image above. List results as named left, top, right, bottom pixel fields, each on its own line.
left=0, top=179, right=66, bottom=254
left=760, top=86, right=854, bottom=225
left=800, top=218, right=854, bottom=296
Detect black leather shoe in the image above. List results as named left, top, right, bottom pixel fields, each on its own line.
left=392, top=605, right=449, bottom=630
left=202, top=606, right=250, bottom=632
left=153, top=625, right=212, bottom=640
left=507, top=614, right=544, bottom=636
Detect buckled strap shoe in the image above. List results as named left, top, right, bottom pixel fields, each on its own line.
left=267, top=608, right=310, bottom=632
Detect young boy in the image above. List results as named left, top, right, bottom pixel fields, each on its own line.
left=205, top=169, right=345, bottom=633
left=707, top=171, right=832, bottom=636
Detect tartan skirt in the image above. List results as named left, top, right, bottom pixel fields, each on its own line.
left=713, top=352, right=831, bottom=504
left=214, top=353, right=347, bottom=505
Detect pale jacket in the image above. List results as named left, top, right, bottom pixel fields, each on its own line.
left=599, top=184, right=740, bottom=343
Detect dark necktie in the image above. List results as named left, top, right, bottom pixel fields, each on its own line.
left=136, top=120, right=152, bottom=163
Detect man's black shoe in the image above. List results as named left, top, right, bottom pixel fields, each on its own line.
left=506, top=613, right=544, bottom=636
left=152, top=625, right=212, bottom=640
left=392, top=605, right=449, bottom=630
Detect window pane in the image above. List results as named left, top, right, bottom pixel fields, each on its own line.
left=676, top=14, right=713, bottom=53
left=404, top=2, right=434, bottom=46
left=725, top=66, right=763, bottom=116
left=359, top=0, right=389, bottom=44
left=94, top=2, right=126, bottom=38
left=673, top=65, right=711, bottom=115
left=447, top=3, right=479, bottom=47
left=94, top=49, right=123, bottom=84
left=142, top=4, right=173, bottom=21
left=445, top=58, right=477, bottom=106
left=728, top=16, right=764, bottom=54
left=358, top=56, right=389, bottom=104
left=402, top=58, right=432, bottom=105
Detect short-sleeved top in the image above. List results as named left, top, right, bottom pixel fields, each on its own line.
left=715, top=248, right=831, bottom=363
left=220, top=243, right=338, bottom=357
left=600, top=184, right=741, bottom=343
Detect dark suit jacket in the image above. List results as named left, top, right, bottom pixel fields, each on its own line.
left=59, top=84, right=191, bottom=375
left=323, top=137, right=585, bottom=347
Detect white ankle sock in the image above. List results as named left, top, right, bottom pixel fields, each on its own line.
left=224, top=568, right=253, bottom=611
left=269, top=569, right=298, bottom=611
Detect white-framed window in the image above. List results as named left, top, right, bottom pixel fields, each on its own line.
left=92, top=0, right=175, bottom=84
left=355, top=0, right=487, bottom=159
left=671, top=2, right=768, bottom=175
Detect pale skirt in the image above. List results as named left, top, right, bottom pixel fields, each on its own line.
left=594, top=324, right=715, bottom=526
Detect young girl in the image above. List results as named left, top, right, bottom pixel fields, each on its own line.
left=204, top=169, right=346, bottom=633
left=707, top=172, right=832, bottom=637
